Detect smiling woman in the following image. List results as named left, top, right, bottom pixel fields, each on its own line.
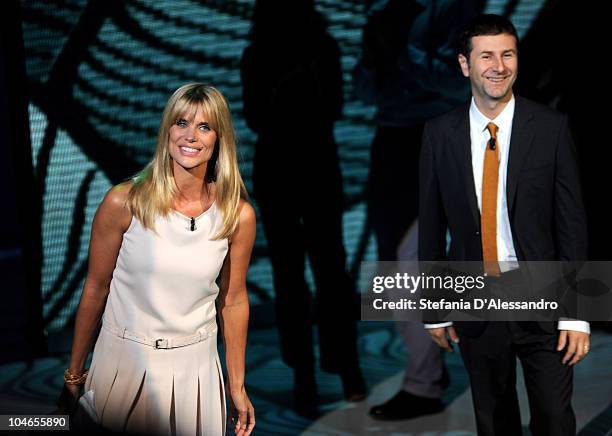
left=128, top=84, right=245, bottom=237
left=169, top=106, right=216, bottom=174
left=59, top=84, right=257, bottom=436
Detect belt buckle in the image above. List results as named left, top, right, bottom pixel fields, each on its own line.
left=154, top=338, right=168, bottom=349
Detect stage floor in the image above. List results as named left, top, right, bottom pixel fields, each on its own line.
left=1, top=322, right=611, bottom=435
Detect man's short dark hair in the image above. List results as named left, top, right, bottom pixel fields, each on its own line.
left=458, top=14, right=519, bottom=59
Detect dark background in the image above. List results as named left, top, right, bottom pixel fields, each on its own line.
left=1, top=0, right=607, bottom=364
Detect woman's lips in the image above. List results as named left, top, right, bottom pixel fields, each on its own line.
left=179, top=146, right=201, bottom=157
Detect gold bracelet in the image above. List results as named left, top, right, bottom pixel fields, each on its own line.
left=64, top=368, right=89, bottom=385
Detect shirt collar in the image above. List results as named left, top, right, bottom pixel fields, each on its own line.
left=470, top=95, right=515, bottom=135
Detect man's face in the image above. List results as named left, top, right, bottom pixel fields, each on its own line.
left=458, top=33, right=518, bottom=103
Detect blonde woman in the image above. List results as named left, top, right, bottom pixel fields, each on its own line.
left=61, top=84, right=256, bottom=435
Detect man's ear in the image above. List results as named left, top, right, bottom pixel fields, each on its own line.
left=458, top=54, right=470, bottom=78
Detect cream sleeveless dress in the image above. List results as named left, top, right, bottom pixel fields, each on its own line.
left=84, top=202, right=228, bottom=435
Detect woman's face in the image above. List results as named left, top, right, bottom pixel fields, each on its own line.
left=168, top=105, right=217, bottom=173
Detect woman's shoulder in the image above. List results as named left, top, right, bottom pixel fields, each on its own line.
left=102, top=181, right=133, bottom=211
left=228, top=199, right=256, bottom=244
left=237, top=199, right=256, bottom=225
left=97, top=181, right=133, bottom=230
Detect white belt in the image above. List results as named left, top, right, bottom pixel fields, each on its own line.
left=102, top=319, right=217, bottom=349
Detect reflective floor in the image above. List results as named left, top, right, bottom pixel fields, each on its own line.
left=1, top=322, right=611, bottom=435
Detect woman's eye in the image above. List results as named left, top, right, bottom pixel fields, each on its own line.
left=176, top=119, right=187, bottom=127
left=199, top=124, right=210, bottom=132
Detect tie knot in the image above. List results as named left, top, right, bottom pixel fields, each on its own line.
left=486, top=122, right=498, bottom=139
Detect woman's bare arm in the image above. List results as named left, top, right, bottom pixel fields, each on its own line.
left=67, top=182, right=132, bottom=375
left=218, top=200, right=256, bottom=435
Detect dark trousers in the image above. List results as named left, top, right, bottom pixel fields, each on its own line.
left=367, top=125, right=423, bottom=261
left=254, top=140, right=358, bottom=374
left=457, top=322, right=575, bottom=436
left=368, top=124, right=449, bottom=396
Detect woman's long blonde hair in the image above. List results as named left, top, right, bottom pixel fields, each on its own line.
left=127, top=83, right=247, bottom=239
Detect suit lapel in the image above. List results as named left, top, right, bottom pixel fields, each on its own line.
left=506, top=96, right=535, bottom=215
left=449, top=104, right=480, bottom=228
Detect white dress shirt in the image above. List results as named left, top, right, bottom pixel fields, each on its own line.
left=425, top=96, right=589, bottom=334
left=471, top=96, right=517, bottom=266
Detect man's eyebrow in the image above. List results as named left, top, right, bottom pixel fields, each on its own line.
left=479, top=48, right=517, bottom=54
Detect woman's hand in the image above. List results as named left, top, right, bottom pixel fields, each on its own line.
left=229, top=385, right=255, bottom=436
left=56, top=383, right=81, bottom=415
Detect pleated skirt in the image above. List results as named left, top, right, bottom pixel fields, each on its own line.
left=84, top=325, right=226, bottom=436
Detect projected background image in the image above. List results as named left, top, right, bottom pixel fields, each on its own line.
left=21, top=0, right=544, bottom=332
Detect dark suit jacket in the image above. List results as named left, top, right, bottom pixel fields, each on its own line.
left=418, top=95, right=588, bottom=335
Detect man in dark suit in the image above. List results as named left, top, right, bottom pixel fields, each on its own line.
left=419, top=14, right=590, bottom=436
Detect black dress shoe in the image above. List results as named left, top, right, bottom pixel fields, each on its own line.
left=340, top=366, right=367, bottom=402
left=369, top=390, right=444, bottom=421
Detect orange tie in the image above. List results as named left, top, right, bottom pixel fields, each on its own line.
left=482, top=122, right=501, bottom=276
